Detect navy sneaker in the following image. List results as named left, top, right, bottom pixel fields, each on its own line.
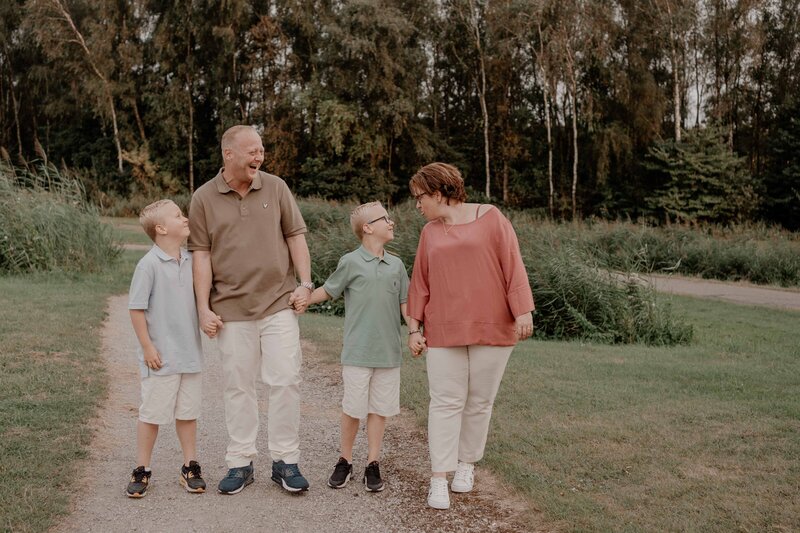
left=327, top=457, right=352, bottom=489
left=363, top=461, right=385, bottom=492
left=271, top=460, right=309, bottom=492
left=126, top=466, right=151, bottom=498
left=218, top=462, right=254, bottom=494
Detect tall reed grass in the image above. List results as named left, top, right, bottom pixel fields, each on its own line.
left=0, top=162, right=121, bottom=273
left=300, top=198, right=692, bottom=345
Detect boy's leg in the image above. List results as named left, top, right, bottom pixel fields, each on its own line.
left=340, top=413, right=360, bottom=462
left=366, top=414, right=386, bottom=463
left=136, top=421, right=159, bottom=467
left=364, top=366, right=400, bottom=463
left=174, top=372, right=203, bottom=465
left=175, top=419, right=197, bottom=465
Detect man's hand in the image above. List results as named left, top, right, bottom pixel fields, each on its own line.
left=143, top=345, right=162, bottom=370
left=199, top=308, right=224, bottom=338
left=515, top=312, right=534, bottom=340
left=289, top=286, right=311, bottom=314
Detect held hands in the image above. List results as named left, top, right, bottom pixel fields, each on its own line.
left=515, top=312, right=534, bottom=340
left=408, top=331, right=427, bottom=358
left=289, top=286, right=311, bottom=314
left=200, top=308, right=224, bottom=338
left=143, top=345, right=162, bottom=370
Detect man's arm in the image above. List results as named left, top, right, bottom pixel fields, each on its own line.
left=286, top=233, right=313, bottom=313
left=192, top=250, right=224, bottom=337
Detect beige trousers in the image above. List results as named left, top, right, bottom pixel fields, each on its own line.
left=216, top=309, right=302, bottom=468
left=426, top=345, right=513, bottom=473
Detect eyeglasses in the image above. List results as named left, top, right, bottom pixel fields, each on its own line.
left=367, top=215, right=392, bottom=225
left=412, top=192, right=428, bottom=201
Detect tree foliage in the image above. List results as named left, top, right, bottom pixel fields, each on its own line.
left=0, top=0, right=796, bottom=226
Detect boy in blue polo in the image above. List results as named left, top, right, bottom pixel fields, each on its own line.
left=126, top=199, right=205, bottom=497
left=307, top=201, right=410, bottom=492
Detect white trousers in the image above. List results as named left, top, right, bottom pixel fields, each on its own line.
left=216, top=309, right=302, bottom=468
left=426, top=345, right=513, bottom=473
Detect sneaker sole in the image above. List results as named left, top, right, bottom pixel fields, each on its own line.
left=271, top=474, right=308, bottom=492
left=126, top=490, right=146, bottom=498
left=327, top=473, right=351, bottom=489
left=180, top=476, right=206, bottom=493
left=427, top=498, right=450, bottom=510
left=450, top=484, right=473, bottom=493
left=217, top=475, right=254, bottom=495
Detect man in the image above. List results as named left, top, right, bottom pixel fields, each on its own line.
left=188, top=125, right=313, bottom=494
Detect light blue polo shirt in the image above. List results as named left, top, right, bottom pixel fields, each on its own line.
left=128, top=245, right=203, bottom=378
left=323, top=246, right=409, bottom=368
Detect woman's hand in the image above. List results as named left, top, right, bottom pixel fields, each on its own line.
left=408, top=331, right=427, bottom=357
left=515, top=312, right=534, bottom=340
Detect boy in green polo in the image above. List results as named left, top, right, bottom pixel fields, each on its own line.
left=307, top=201, right=410, bottom=492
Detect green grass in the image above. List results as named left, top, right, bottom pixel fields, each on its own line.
left=0, top=251, right=138, bottom=533
left=299, top=297, right=800, bottom=531
left=101, top=216, right=152, bottom=245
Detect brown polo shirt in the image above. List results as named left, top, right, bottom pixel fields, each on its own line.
left=187, top=169, right=307, bottom=321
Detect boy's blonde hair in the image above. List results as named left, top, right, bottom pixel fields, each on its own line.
left=350, top=201, right=382, bottom=240
left=139, top=199, right=174, bottom=242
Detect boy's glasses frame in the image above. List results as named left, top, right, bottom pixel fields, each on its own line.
left=367, top=215, right=392, bottom=225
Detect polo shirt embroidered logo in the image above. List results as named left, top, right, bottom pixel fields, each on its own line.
left=263, top=202, right=269, bottom=209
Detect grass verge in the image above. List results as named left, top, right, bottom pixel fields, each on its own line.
left=299, top=296, right=800, bottom=531
left=0, top=251, right=138, bottom=533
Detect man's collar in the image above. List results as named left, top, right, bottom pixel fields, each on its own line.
left=214, top=168, right=263, bottom=193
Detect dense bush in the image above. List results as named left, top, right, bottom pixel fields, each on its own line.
left=0, top=163, right=121, bottom=273
left=573, top=220, right=800, bottom=287
left=300, top=198, right=693, bottom=346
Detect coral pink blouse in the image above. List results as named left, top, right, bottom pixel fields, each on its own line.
left=408, top=206, right=535, bottom=347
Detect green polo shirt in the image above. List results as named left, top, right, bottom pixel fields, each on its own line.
left=323, top=246, right=409, bottom=368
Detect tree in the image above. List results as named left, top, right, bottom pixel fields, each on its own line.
left=645, top=126, right=759, bottom=224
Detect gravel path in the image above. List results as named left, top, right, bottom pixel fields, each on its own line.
left=53, top=295, right=532, bottom=533
left=644, top=274, right=800, bottom=311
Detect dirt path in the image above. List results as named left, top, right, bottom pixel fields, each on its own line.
left=643, top=274, right=800, bottom=311
left=53, top=296, right=533, bottom=533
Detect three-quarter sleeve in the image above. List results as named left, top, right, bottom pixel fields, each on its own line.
left=407, top=227, right=430, bottom=322
left=497, top=215, right=535, bottom=318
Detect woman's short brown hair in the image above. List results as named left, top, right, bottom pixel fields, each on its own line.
left=409, top=162, right=467, bottom=203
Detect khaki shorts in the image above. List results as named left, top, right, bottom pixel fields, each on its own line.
left=139, top=372, right=202, bottom=425
left=341, top=366, right=400, bottom=419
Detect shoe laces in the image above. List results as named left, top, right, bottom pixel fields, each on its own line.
left=227, top=467, right=248, bottom=479
left=366, top=461, right=381, bottom=479
left=333, top=458, right=352, bottom=476
left=454, top=462, right=474, bottom=484
left=281, top=463, right=302, bottom=478
left=132, top=467, right=149, bottom=483
left=186, top=461, right=202, bottom=478
left=429, top=477, right=448, bottom=498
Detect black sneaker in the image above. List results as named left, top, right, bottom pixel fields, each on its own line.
left=271, top=460, right=309, bottom=492
left=363, top=461, right=385, bottom=492
left=180, top=460, right=207, bottom=493
left=218, top=462, right=254, bottom=494
left=327, top=457, right=353, bottom=489
left=126, top=466, right=151, bottom=498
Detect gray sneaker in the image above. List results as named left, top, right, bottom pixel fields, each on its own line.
left=217, top=462, right=254, bottom=494
left=271, top=460, right=309, bottom=492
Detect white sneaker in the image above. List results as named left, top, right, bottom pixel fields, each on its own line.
left=427, top=477, right=450, bottom=509
left=451, top=461, right=475, bottom=493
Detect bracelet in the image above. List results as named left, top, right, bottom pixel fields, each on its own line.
left=408, top=330, right=422, bottom=336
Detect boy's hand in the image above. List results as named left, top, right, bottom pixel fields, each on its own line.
left=143, top=345, right=162, bottom=370
left=289, top=287, right=310, bottom=314
left=199, top=308, right=224, bottom=338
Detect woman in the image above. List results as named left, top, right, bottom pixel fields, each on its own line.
left=406, top=162, right=534, bottom=510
